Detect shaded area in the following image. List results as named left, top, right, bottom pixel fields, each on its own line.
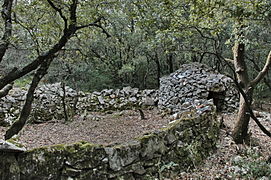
left=207, top=91, right=226, bottom=112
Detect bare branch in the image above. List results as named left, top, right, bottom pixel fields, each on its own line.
left=246, top=55, right=271, bottom=91
left=250, top=50, right=271, bottom=88
left=76, top=17, right=111, bottom=38
left=224, top=58, right=234, bottom=64
left=190, top=26, right=217, bottom=42
left=47, top=0, right=68, bottom=29
left=0, top=83, right=12, bottom=98
left=77, top=22, right=111, bottom=38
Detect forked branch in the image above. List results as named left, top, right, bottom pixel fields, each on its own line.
left=249, top=50, right=271, bottom=88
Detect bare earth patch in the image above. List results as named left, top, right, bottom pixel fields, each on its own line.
left=0, top=109, right=270, bottom=179
left=0, top=108, right=171, bottom=149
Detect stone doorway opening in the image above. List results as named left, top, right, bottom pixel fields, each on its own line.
left=207, top=91, right=226, bottom=112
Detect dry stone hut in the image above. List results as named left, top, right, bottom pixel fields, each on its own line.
left=158, top=63, right=239, bottom=113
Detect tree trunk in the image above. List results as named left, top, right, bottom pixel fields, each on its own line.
left=167, top=53, right=174, bottom=73
left=154, top=52, right=161, bottom=87
left=232, top=42, right=251, bottom=143
left=0, top=0, right=13, bottom=63
left=61, top=82, right=69, bottom=122
left=5, top=60, right=52, bottom=140
left=232, top=89, right=253, bottom=143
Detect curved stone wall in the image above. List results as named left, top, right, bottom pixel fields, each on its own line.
left=0, top=105, right=220, bottom=180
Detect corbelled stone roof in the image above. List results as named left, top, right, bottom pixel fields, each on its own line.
left=158, top=63, right=239, bottom=113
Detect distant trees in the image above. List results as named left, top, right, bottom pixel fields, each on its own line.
left=1, top=0, right=109, bottom=139
left=131, top=0, right=271, bottom=143
left=1, top=0, right=271, bottom=142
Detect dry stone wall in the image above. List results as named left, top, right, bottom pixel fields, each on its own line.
left=0, top=83, right=158, bottom=125
left=0, top=63, right=238, bottom=126
left=158, top=63, right=239, bottom=113
left=0, top=104, right=220, bottom=180
left=0, top=63, right=230, bottom=179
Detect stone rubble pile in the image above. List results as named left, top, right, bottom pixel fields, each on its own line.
left=170, top=99, right=216, bottom=120
left=158, top=63, right=239, bottom=113
left=0, top=83, right=158, bottom=125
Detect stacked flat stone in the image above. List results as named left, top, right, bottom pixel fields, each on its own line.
left=158, top=63, right=239, bottom=113
left=79, top=86, right=158, bottom=112
left=0, top=83, right=158, bottom=125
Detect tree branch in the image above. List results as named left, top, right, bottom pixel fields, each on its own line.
left=5, top=58, right=53, bottom=140
left=47, top=0, right=68, bottom=30
left=0, top=83, right=12, bottom=98
left=0, top=1, right=79, bottom=90
left=246, top=54, right=271, bottom=91
left=76, top=18, right=111, bottom=38
left=69, top=0, right=78, bottom=25
left=250, top=50, right=271, bottom=88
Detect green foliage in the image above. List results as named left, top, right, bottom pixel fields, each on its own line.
left=14, top=76, right=32, bottom=88
left=232, top=149, right=271, bottom=179
left=2, top=0, right=271, bottom=94
left=254, top=83, right=271, bottom=99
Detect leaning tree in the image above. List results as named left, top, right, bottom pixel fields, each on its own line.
left=142, top=0, right=271, bottom=143
left=0, top=0, right=109, bottom=139
left=186, top=0, right=271, bottom=143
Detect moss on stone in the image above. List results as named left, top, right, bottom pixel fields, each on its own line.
left=1, top=108, right=220, bottom=180
left=6, top=138, right=25, bottom=148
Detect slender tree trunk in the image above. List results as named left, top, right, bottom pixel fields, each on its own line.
left=154, top=52, right=161, bottom=87
left=167, top=53, right=174, bottom=73
left=61, top=82, right=69, bottom=122
left=5, top=59, right=52, bottom=140
left=0, top=0, right=13, bottom=63
left=232, top=42, right=252, bottom=143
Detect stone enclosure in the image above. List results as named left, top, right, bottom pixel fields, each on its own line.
left=0, top=63, right=239, bottom=179
left=0, top=63, right=238, bottom=125
left=1, top=104, right=220, bottom=180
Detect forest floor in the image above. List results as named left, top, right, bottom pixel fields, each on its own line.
left=0, top=108, right=270, bottom=179
left=177, top=111, right=271, bottom=179
left=0, top=109, right=171, bottom=149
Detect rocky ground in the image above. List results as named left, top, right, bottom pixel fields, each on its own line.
left=0, top=108, right=270, bottom=179
left=177, top=111, right=271, bottom=180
